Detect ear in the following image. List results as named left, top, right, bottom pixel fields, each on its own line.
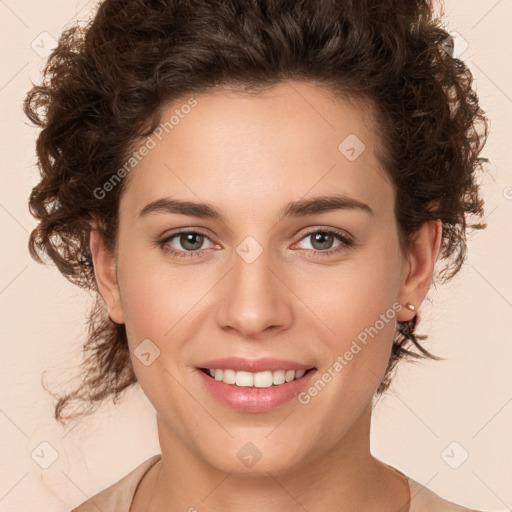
left=396, top=219, right=443, bottom=322
left=89, top=218, right=125, bottom=324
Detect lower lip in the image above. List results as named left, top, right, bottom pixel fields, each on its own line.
left=196, top=369, right=317, bottom=412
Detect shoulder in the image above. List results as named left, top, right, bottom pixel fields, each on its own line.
left=70, top=454, right=162, bottom=512
left=407, top=475, right=494, bottom=512
left=70, top=456, right=497, bottom=512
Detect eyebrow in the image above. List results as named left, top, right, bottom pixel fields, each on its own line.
left=138, top=194, right=374, bottom=221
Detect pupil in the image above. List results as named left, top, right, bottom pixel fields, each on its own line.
left=313, top=232, right=332, bottom=250
left=183, top=233, right=203, bottom=250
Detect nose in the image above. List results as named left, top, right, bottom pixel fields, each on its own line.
left=216, top=241, right=293, bottom=338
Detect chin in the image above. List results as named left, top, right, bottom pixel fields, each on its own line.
left=201, top=440, right=309, bottom=477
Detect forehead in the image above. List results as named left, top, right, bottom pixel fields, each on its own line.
left=120, top=81, right=393, bottom=221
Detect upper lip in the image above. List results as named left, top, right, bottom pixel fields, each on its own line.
left=196, top=357, right=316, bottom=373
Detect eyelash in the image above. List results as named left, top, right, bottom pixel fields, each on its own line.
left=157, top=228, right=354, bottom=259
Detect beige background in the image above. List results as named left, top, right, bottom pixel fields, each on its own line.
left=1, top=0, right=511, bottom=510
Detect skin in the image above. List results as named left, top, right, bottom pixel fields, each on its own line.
left=90, top=80, right=442, bottom=512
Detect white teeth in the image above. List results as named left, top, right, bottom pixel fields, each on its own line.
left=235, top=371, right=253, bottom=387
left=285, top=370, right=295, bottom=382
left=295, top=369, right=306, bottom=379
left=223, top=369, right=236, bottom=384
left=253, top=371, right=273, bottom=388
left=205, top=368, right=310, bottom=387
left=272, top=370, right=286, bottom=385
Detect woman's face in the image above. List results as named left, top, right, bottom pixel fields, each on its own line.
left=92, top=81, right=437, bottom=475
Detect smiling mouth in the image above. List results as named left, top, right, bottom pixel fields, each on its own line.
left=199, top=367, right=316, bottom=388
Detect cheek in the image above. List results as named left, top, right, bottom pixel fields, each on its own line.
left=305, top=237, right=403, bottom=389
left=303, top=237, right=401, bottom=342
left=294, top=265, right=400, bottom=439
left=115, top=257, right=192, bottom=413
left=115, top=252, right=219, bottom=401
left=116, top=246, right=200, bottom=338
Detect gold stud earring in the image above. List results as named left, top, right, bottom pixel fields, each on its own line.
left=405, top=303, right=416, bottom=312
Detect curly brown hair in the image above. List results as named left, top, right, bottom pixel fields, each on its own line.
left=23, top=0, right=489, bottom=426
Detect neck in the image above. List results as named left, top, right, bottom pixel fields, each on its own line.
left=135, top=402, right=410, bottom=512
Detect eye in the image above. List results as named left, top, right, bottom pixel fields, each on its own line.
left=294, top=229, right=354, bottom=256
left=158, top=229, right=215, bottom=258
left=157, top=227, right=354, bottom=259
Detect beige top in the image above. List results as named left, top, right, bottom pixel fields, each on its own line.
left=71, top=454, right=487, bottom=512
